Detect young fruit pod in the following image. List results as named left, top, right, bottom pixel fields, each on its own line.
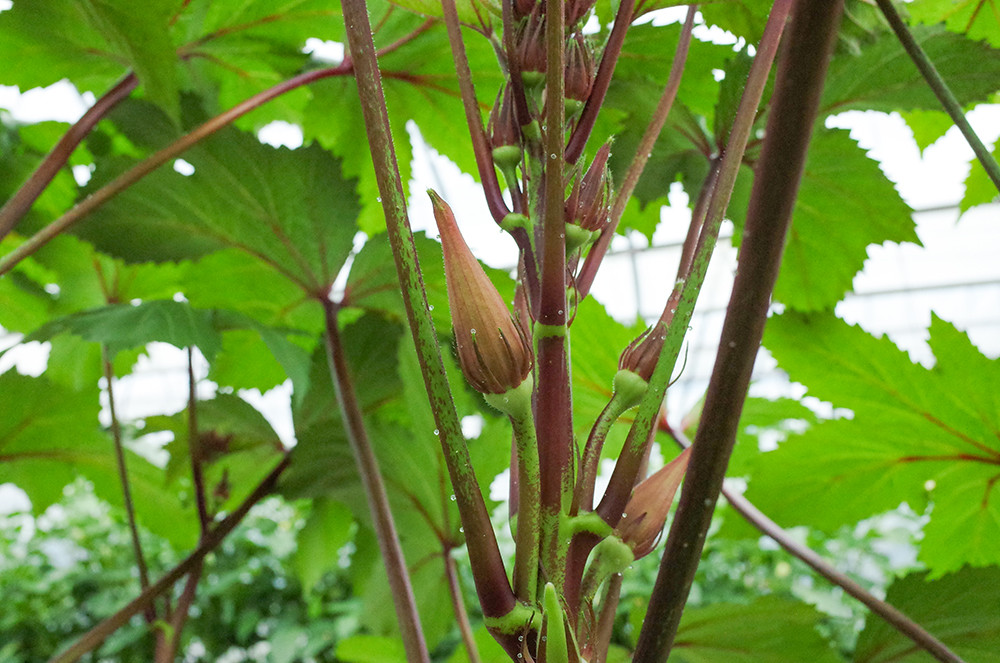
left=430, top=190, right=533, bottom=397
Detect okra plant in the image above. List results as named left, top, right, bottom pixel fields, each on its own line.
left=1, top=0, right=998, bottom=662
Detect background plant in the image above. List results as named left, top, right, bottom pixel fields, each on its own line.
left=0, top=0, right=998, bottom=662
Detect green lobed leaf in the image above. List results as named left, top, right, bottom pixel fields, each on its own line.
left=899, top=108, right=954, bottom=153
left=854, top=566, right=1000, bottom=662
left=0, top=371, right=196, bottom=547
left=172, top=0, right=344, bottom=129
left=292, top=498, right=355, bottom=595
left=78, top=125, right=361, bottom=293
left=767, top=129, right=919, bottom=311
left=25, top=299, right=223, bottom=361
left=0, top=1, right=146, bottom=95
left=336, top=635, right=406, bottom=663
left=907, top=0, right=1000, bottom=48
left=181, top=249, right=324, bottom=334
left=960, top=141, right=1000, bottom=212
left=751, top=312, right=1000, bottom=575
left=387, top=0, right=498, bottom=25
left=699, top=0, right=773, bottom=45
left=665, top=595, right=843, bottom=662
left=822, top=26, right=1000, bottom=115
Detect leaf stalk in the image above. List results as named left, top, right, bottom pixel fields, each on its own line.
left=874, top=0, right=1000, bottom=193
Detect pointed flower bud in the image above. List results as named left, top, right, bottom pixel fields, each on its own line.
left=565, top=32, right=595, bottom=102
left=565, top=141, right=612, bottom=255
left=565, top=0, right=596, bottom=26
left=514, top=11, right=547, bottom=84
left=615, top=447, right=691, bottom=558
left=514, top=0, right=538, bottom=20
left=489, top=84, right=522, bottom=171
left=430, top=190, right=533, bottom=395
left=618, top=322, right=665, bottom=383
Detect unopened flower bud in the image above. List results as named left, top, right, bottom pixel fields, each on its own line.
left=514, top=12, right=547, bottom=85
left=489, top=84, right=522, bottom=172
left=565, top=141, right=612, bottom=252
left=565, top=32, right=595, bottom=102
left=618, top=321, right=665, bottom=383
left=514, top=0, right=538, bottom=20
left=430, top=190, right=533, bottom=395
left=615, top=447, right=691, bottom=558
left=565, top=0, right=596, bottom=26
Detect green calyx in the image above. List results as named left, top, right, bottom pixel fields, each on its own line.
left=564, top=223, right=599, bottom=255
left=484, top=601, right=537, bottom=634
left=521, top=71, right=545, bottom=89
left=564, top=98, right=584, bottom=120
left=581, top=535, right=635, bottom=602
left=521, top=119, right=542, bottom=144
left=569, top=511, right=613, bottom=538
left=493, top=145, right=523, bottom=172
left=483, top=374, right=534, bottom=419
left=612, top=369, right=648, bottom=410
left=500, top=212, right=531, bottom=234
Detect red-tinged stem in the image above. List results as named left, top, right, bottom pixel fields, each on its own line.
left=596, top=0, right=792, bottom=531
left=536, top=0, right=573, bottom=593
left=502, top=0, right=534, bottom=137
left=47, top=455, right=291, bottom=663
left=667, top=428, right=965, bottom=663
left=631, top=3, right=844, bottom=662
left=321, top=299, right=430, bottom=663
left=564, top=0, right=636, bottom=164
left=101, top=345, right=154, bottom=624
left=152, top=347, right=210, bottom=661
left=440, top=0, right=511, bottom=224
left=187, top=347, right=210, bottom=533
left=340, top=0, right=518, bottom=637
left=0, top=63, right=353, bottom=277
left=445, top=548, right=484, bottom=663
left=576, top=7, right=697, bottom=300
left=156, top=558, right=204, bottom=663
left=0, top=73, right=138, bottom=241
left=589, top=572, right=622, bottom=663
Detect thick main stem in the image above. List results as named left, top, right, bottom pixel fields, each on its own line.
left=631, top=3, right=844, bottom=662
left=536, top=0, right=573, bottom=593
left=322, top=300, right=430, bottom=663
left=340, top=0, right=518, bottom=643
